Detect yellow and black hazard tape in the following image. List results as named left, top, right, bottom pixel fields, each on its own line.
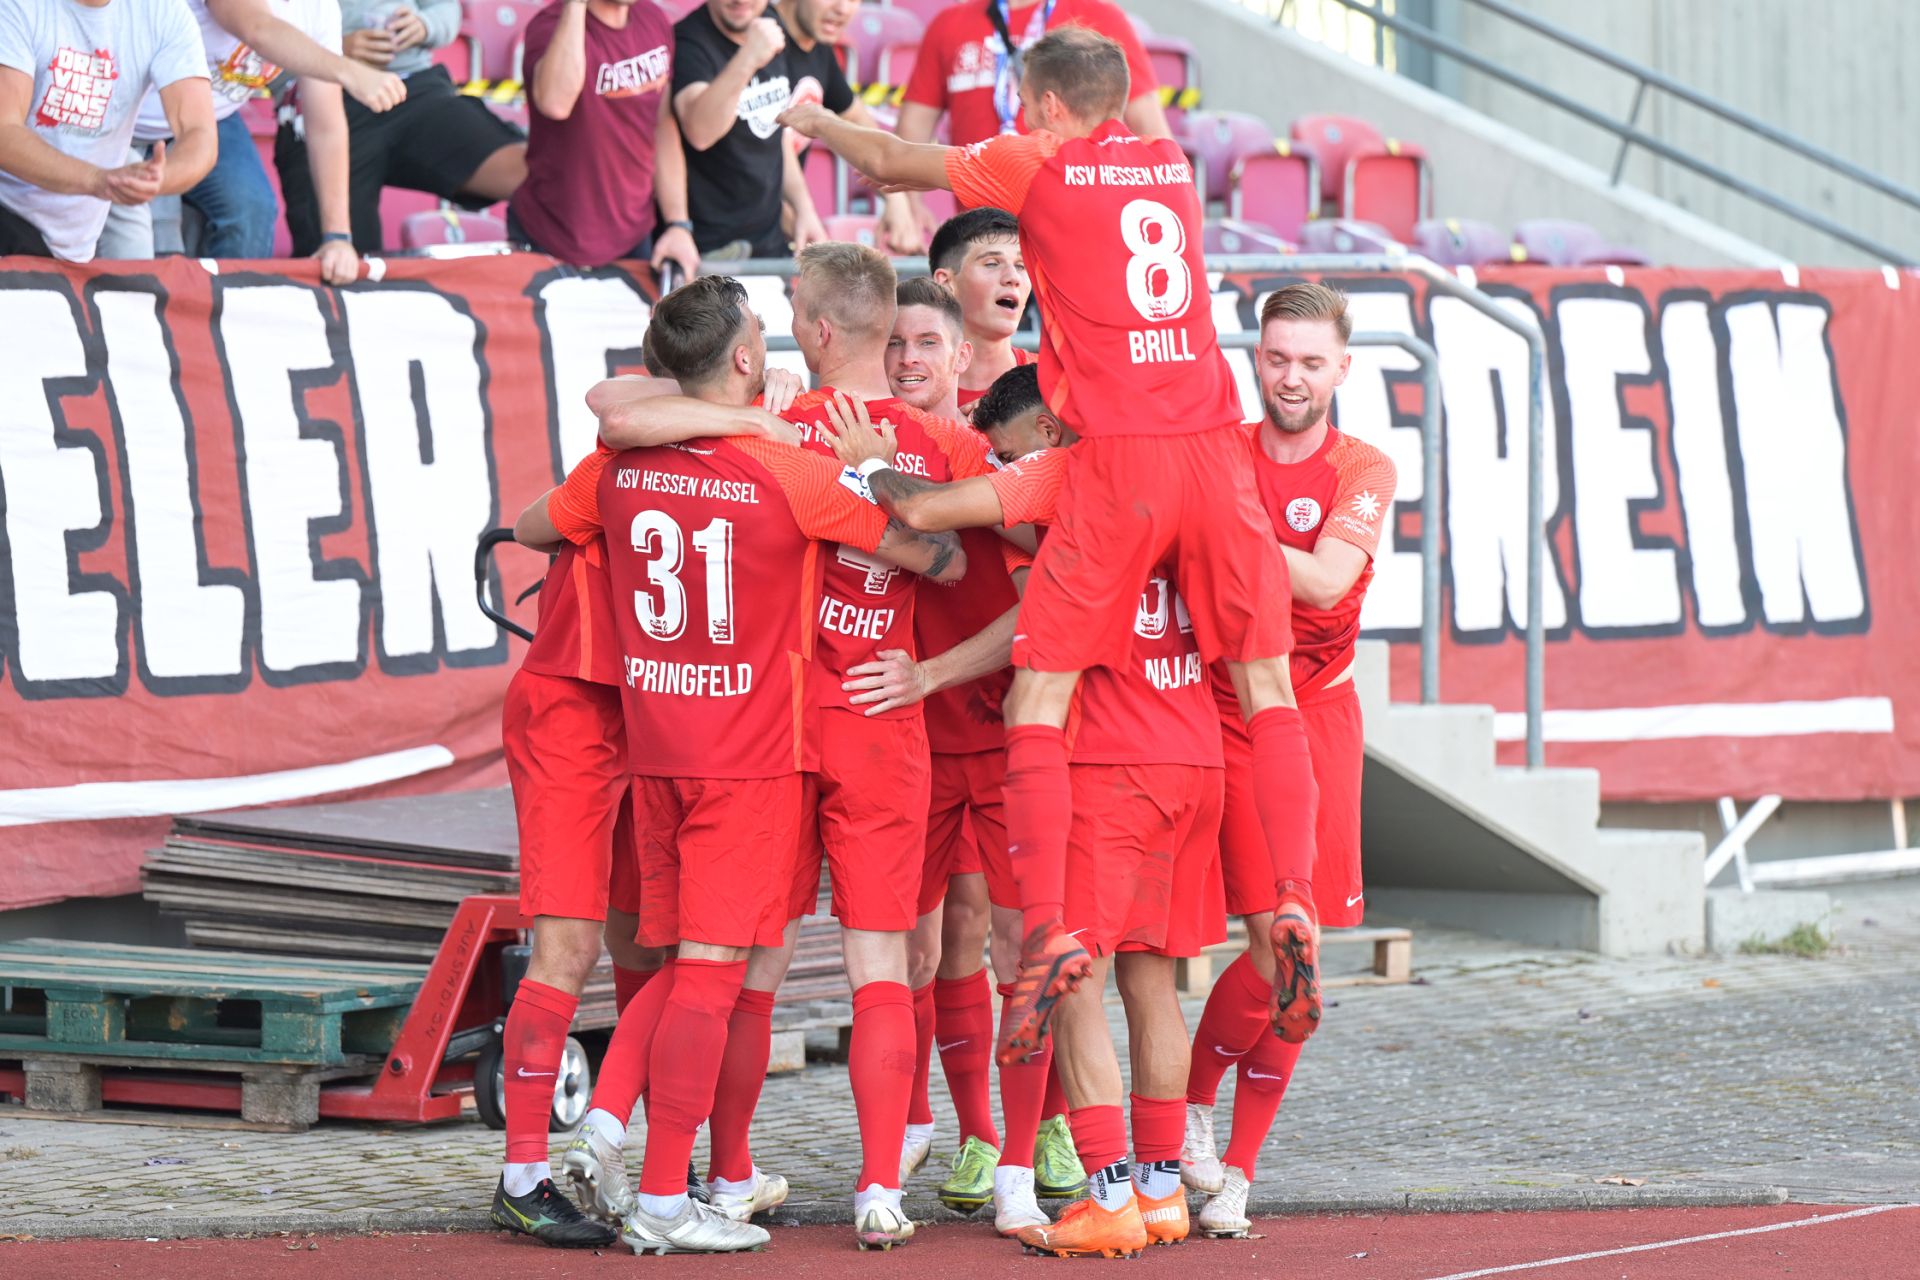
left=459, top=78, right=526, bottom=104
left=1158, top=85, right=1201, bottom=110
left=848, top=82, right=1200, bottom=111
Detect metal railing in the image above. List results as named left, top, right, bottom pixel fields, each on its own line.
left=720, top=250, right=1548, bottom=766
left=1309, top=0, right=1920, bottom=265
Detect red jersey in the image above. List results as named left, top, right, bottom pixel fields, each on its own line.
left=957, top=346, right=1036, bottom=411
left=902, top=0, right=1157, bottom=148
left=916, top=533, right=1028, bottom=755
left=946, top=121, right=1241, bottom=439
left=549, top=437, right=890, bottom=779
left=520, top=538, right=625, bottom=686
left=1246, top=424, right=1397, bottom=691
left=783, top=390, right=995, bottom=721
left=989, top=449, right=1220, bottom=767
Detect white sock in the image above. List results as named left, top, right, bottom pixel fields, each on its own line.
left=637, top=1191, right=688, bottom=1218
left=904, top=1122, right=935, bottom=1147
left=501, top=1161, right=548, bottom=1197
left=710, top=1168, right=759, bottom=1198
left=1089, top=1159, right=1133, bottom=1211
left=1132, top=1158, right=1181, bottom=1199
left=995, top=1164, right=1037, bottom=1201
left=584, top=1107, right=624, bottom=1146
left=854, top=1182, right=902, bottom=1215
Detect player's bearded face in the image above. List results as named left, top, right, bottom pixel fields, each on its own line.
left=1258, top=319, right=1349, bottom=435
left=794, top=0, right=857, bottom=43
left=712, top=0, right=762, bottom=33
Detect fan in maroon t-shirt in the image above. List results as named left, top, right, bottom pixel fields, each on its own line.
left=508, top=0, right=701, bottom=273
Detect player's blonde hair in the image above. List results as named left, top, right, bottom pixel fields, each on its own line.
left=795, top=242, right=898, bottom=341
left=1260, top=282, right=1353, bottom=345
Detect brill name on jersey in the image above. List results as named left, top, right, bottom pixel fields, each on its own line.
left=618, top=467, right=762, bottom=505
left=624, top=657, right=754, bottom=697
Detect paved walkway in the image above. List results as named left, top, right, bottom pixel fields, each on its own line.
left=3, top=880, right=1916, bottom=1237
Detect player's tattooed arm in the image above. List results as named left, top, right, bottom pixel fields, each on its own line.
left=822, top=394, right=1008, bottom=532
left=874, top=519, right=966, bottom=584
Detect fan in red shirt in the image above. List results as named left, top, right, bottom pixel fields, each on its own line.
left=823, top=364, right=1228, bottom=1253
left=1182, top=284, right=1397, bottom=1238
left=779, top=25, right=1323, bottom=1102
left=533, top=275, right=965, bottom=1256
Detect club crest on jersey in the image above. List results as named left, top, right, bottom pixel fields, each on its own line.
left=1286, top=496, right=1322, bottom=533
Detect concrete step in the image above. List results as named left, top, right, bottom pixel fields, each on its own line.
left=1590, top=829, right=1707, bottom=956
left=1372, top=703, right=1497, bottom=782
left=1351, top=639, right=1391, bottom=724
left=1484, top=765, right=1603, bottom=854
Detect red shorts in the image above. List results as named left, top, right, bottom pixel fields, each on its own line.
left=1219, top=680, right=1366, bottom=926
left=635, top=774, right=804, bottom=950
left=503, top=669, right=629, bottom=922
left=1014, top=429, right=1293, bottom=673
left=788, top=712, right=932, bottom=932
left=1063, top=763, right=1226, bottom=958
left=608, top=787, right=642, bottom=917
left=921, top=750, right=1009, bottom=916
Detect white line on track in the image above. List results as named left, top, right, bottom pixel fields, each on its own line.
left=1422, top=1202, right=1920, bottom=1280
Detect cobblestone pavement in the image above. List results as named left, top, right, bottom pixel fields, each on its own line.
left=2, top=881, right=1916, bottom=1236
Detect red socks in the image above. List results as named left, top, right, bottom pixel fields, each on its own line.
left=1186, top=952, right=1272, bottom=1106
left=1043, top=1057, right=1069, bottom=1120
left=908, top=980, right=937, bottom=1128
left=587, top=960, right=677, bottom=1123
left=612, top=964, right=659, bottom=1014
left=502, top=979, right=577, bottom=1164
left=1221, top=1035, right=1303, bottom=1178
left=1129, top=1094, right=1184, bottom=1164
left=1068, top=1103, right=1128, bottom=1178
left=706, top=986, right=776, bottom=1185
left=996, top=980, right=1052, bottom=1166
left=1247, top=706, right=1318, bottom=895
left=850, top=981, right=917, bottom=1190
left=638, top=958, right=746, bottom=1195
left=934, top=970, right=1000, bottom=1148
left=1003, top=724, right=1072, bottom=935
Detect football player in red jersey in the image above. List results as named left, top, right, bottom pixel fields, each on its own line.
left=1183, top=284, right=1397, bottom=1236
left=926, top=207, right=1034, bottom=412
left=781, top=27, right=1325, bottom=1064
left=824, top=367, right=1229, bottom=1256
left=530, top=275, right=963, bottom=1255
left=592, top=246, right=996, bottom=1248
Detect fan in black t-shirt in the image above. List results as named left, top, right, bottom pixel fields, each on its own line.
left=672, top=0, right=925, bottom=257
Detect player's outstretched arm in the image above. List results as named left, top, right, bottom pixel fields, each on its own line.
left=821, top=393, right=1008, bottom=532
left=513, top=486, right=564, bottom=552
left=599, top=392, right=802, bottom=449
left=875, top=520, right=967, bottom=583
left=775, top=100, right=953, bottom=194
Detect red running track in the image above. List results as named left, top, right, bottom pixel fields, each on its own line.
left=7, top=1204, right=1917, bottom=1279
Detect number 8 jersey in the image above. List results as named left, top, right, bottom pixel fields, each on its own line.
left=549, top=437, right=893, bottom=779
left=946, top=119, right=1243, bottom=439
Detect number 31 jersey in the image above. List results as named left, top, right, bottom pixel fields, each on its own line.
left=946, top=119, right=1242, bottom=439
left=549, top=437, right=891, bottom=779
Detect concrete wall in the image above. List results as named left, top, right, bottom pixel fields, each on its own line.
left=1604, top=799, right=1915, bottom=876
left=1129, top=0, right=1782, bottom=266
left=1446, top=0, right=1920, bottom=267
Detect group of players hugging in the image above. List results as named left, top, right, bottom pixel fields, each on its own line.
left=488, top=26, right=1395, bottom=1258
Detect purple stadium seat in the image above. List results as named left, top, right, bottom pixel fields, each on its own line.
left=654, top=0, right=706, bottom=20
left=1298, top=219, right=1400, bottom=255
left=400, top=209, right=508, bottom=249
left=1202, top=218, right=1293, bottom=255
left=461, top=0, right=542, bottom=81
left=1180, top=110, right=1276, bottom=205
left=1231, top=142, right=1319, bottom=245
left=1142, top=34, right=1198, bottom=96
left=1290, top=113, right=1384, bottom=206
left=1346, top=139, right=1429, bottom=241
left=380, top=188, right=443, bottom=253
left=846, top=6, right=924, bottom=84
left=432, top=35, right=477, bottom=83
left=824, top=213, right=883, bottom=248
left=1413, top=217, right=1514, bottom=268
left=1512, top=218, right=1650, bottom=267
left=804, top=143, right=841, bottom=218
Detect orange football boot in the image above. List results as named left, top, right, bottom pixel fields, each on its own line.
left=1017, top=1195, right=1150, bottom=1258
left=995, top=920, right=1093, bottom=1066
left=1269, top=885, right=1323, bottom=1043
left=1136, top=1186, right=1190, bottom=1245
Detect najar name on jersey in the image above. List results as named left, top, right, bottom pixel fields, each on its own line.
left=1143, top=651, right=1205, bottom=692
left=618, top=467, right=761, bottom=505
left=1061, top=162, right=1194, bottom=188
left=624, top=657, right=753, bottom=697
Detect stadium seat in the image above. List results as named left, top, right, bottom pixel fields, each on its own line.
left=1345, top=139, right=1429, bottom=241
left=1512, top=218, right=1651, bottom=267
left=884, top=0, right=953, bottom=28
left=1179, top=109, right=1277, bottom=206
left=1298, top=218, right=1400, bottom=254
left=400, top=209, right=508, bottom=249
left=654, top=0, right=706, bottom=20
left=845, top=6, right=924, bottom=85
left=824, top=213, right=883, bottom=248
left=432, top=35, right=478, bottom=83
left=1289, top=113, right=1385, bottom=206
left=877, top=40, right=919, bottom=89
left=1202, top=218, right=1293, bottom=255
left=380, top=187, right=444, bottom=254
left=1230, top=142, right=1319, bottom=245
left=1141, top=34, right=1198, bottom=98
left=804, top=143, right=842, bottom=217
left=1413, top=218, right=1515, bottom=267
left=462, top=0, right=542, bottom=81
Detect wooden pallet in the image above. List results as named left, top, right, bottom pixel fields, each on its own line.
left=0, top=1054, right=379, bottom=1129
left=1174, top=924, right=1414, bottom=994
left=0, top=939, right=426, bottom=1068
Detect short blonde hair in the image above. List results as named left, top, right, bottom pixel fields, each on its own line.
left=1260, top=282, right=1352, bottom=345
left=795, top=242, right=898, bottom=340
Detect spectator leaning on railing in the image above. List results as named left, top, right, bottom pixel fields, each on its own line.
left=0, top=0, right=216, bottom=261
left=277, top=0, right=526, bottom=256
left=508, top=0, right=697, bottom=275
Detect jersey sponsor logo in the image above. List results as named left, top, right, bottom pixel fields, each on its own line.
left=1349, top=490, right=1384, bottom=521
left=623, top=656, right=753, bottom=696
left=618, top=467, right=762, bottom=505
left=36, top=47, right=119, bottom=131
left=1285, top=496, right=1322, bottom=533
left=596, top=43, right=671, bottom=98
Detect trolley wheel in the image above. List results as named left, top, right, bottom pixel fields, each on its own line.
left=474, top=1033, right=506, bottom=1130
